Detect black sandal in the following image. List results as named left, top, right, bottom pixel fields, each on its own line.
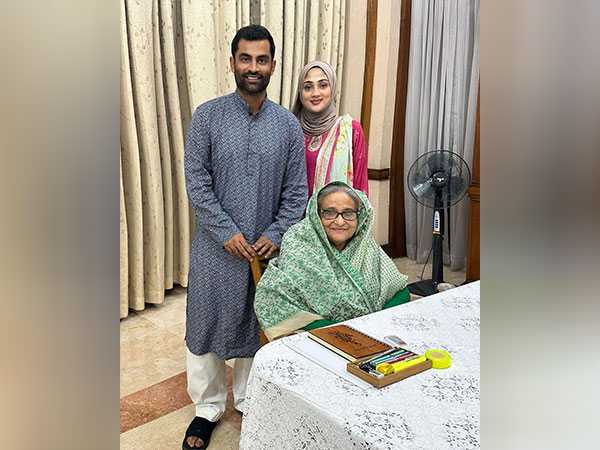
left=182, top=416, right=218, bottom=449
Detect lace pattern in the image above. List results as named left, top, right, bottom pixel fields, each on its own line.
left=240, top=281, right=480, bottom=449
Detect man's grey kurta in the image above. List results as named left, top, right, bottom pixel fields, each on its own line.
left=184, top=91, right=307, bottom=359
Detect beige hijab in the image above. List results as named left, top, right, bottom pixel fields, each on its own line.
left=292, top=61, right=339, bottom=136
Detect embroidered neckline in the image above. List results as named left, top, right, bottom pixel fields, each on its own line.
left=308, top=135, right=323, bottom=152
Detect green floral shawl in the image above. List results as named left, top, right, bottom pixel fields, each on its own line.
left=254, top=182, right=408, bottom=340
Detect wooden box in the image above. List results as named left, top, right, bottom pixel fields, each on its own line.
left=346, top=357, right=432, bottom=388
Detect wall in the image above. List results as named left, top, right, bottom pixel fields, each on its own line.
left=292, top=0, right=403, bottom=246
left=339, top=0, right=367, bottom=119
left=366, top=0, right=402, bottom=245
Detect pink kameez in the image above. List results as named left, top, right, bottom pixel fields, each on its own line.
left=304, top=119, right=369, bottom=198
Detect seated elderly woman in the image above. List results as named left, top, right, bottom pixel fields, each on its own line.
left=255, top=181, right=409, bottom=341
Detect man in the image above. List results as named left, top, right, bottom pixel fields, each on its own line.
left=182, top=25, right=307, bottom=449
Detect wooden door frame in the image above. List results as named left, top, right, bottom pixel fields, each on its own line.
left=360, top=0, right=378, bottom=143
left=386, top=0, right=412, bottom=257
left=359, top=0, right=412, bottom=257
left=466, top=88, right=480, bottom=281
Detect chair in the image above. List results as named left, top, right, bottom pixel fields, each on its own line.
left=251, top=256, right=270, bottom=346
left=250, top=256, right=269, bottom=286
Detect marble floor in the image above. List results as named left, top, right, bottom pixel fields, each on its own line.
left=120, top=257, right=465, bottom=449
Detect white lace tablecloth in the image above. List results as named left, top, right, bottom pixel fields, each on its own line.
left=240, top=281, right=480, bottom=450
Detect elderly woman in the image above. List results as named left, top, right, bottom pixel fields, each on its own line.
left=254, top=182, right=409, bottom=340
left=293, top=61, right=369, bottom=198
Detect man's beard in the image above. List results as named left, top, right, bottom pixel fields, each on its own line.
left=234, top=70, right=270, bottom=95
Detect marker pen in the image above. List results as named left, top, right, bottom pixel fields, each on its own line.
left=362, top=348, right=409, bottom=368
left=376, top=355, right=426, bottom=375
left=373, top=351, right=418, bottom=366
left=366, top=350, right=415, bottom=370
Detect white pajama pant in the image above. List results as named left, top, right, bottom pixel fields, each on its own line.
left=186, top=349, right=253, bottom=422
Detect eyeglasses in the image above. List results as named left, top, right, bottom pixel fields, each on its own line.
left=319, top=209, right=358, bottom=221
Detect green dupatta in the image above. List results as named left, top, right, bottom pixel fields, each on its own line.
left=254, top=182, right=408, bottom=340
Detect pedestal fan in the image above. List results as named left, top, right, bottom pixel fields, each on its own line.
left=406, top=150, right=471, bottom=297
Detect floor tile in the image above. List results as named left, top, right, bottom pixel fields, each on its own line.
left=120, top=328, right=186, bottom=397
left=121, top=366, right=241, bottom=450
left=393, top=256, right=466, bottom=286
left=120, top=372, right=190, bottom=433
left=142, top=288, right=187, bottom=332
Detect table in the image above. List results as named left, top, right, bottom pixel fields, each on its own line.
left=240, top=281, right=480, bottom=449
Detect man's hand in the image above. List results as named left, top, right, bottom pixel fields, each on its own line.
left=224, top=233, right=257, bottom=262
left=252, top=235, right=278, bottom=259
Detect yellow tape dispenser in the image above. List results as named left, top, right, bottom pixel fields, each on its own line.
left=424, top=349, right=452, bottom=369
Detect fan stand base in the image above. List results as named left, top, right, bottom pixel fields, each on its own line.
left=408, top=279, right=440, bottom=297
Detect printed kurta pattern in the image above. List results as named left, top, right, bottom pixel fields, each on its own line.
left=185, top=91, right=307, bottom=358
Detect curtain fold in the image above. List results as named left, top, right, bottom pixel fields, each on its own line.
left=261, top=0, right=346, bottom=109
left=153, top=0, right=175, bottom=291
left=120, top=158, right=129, bottom=319
left=121, top=0, right=146, bottom=312
left=160, top=0, right=190, bottom=288
left=121, top=0, right=347, bottom=318
left=124, top=0, right=166, bottom=308
left=404, top=0, right=479, bottom=271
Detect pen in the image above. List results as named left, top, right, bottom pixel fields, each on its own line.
left=373, top=351, right=417, bottom=366
left=360, top=363, right=385, bottom=378
left=358, top=349, right=405, bottom=369
left=367, top=368, right=384, bottom=379
left=361, top=348, right=409, bottom=367
left=376, top=355, right=426, bottom=375
left=370, top=347, right=406, bottom=361
left=365, top=350, right=414, bottom=369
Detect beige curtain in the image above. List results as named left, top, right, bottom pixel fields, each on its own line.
left=121, top=0, right=347, bottom=318
left=120, top=0, right=251, bottom=318
left=261, top=0, right=346, bottom=109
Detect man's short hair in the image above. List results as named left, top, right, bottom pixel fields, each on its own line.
left=231, top=25, right=275, bottom=59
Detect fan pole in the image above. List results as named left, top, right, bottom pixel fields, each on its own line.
left=431, top=194, right=445, bottom=286
left=408, top=191, right=445, bottom=297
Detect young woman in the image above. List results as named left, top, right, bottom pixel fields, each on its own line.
left=292, top=61, right=369, bottom=198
